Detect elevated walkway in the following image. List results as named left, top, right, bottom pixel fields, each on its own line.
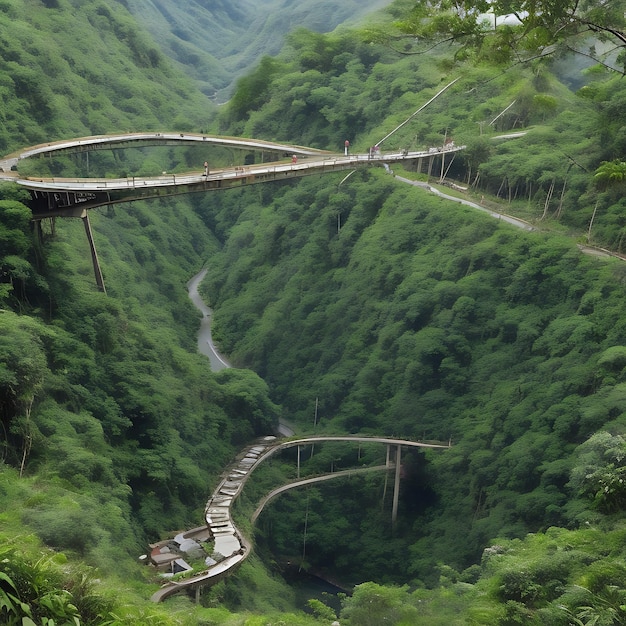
left=0, top=132, right=464, bottom=219
left=0, top=131, right=464, bottom=292
left=150, top=434, right=449, bottom=602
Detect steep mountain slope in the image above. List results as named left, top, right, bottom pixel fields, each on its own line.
left=199, top=20, right=626, bottom=601
left=123, top=0, right=393, bottom=100
left=0, top=0, right=282, bottom=621
left=0, top=0, right=213, bottom=153
left=5, top=0, right=626, bottom=623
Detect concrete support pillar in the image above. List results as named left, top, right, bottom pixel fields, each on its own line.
left=82, top=212, right=106, bottom=294
left=33, top=219, right=43, bottom=244
left=382, top=444, right=391, bottom=511
left=297, top=445, right=301, bottom=479
left=391, top=445, right=402, bottom=525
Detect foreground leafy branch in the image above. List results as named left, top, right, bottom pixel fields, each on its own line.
left=367, top=0, right=626, bottom=73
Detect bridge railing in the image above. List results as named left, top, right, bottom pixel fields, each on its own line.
left=18, top=144, right=466, bottom=192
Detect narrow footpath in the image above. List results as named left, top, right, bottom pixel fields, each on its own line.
left=396, top=174, right=626, bottom=261
left=395, top=176, right=535, bottom=231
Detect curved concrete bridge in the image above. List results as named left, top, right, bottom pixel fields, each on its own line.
left=0, top=131, right=464, bottom=292
left=0, top=131, right=464, bottom=219
left=150, top=434, right=450, bottom=602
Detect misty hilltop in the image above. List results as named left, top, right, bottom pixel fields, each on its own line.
left=123, top=0, right=393, bottom=100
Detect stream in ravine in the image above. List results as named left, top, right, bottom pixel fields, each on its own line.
left=187, top=268, right=231, bottom=371
left=187, top=267, right=295, bottom=437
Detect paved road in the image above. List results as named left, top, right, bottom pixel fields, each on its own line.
left=187, top=268, right=230, bottom=371
left=395, top=176, right=535, bottom=231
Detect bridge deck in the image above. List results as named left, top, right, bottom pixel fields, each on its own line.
left=0, top=132, right=464, bottom=219
left=0, top=131, right=332, bottom=165
left=149, top=433, right=449, bottom=602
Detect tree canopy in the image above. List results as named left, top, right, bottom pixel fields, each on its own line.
left=367, top=0, right=626, bottom=73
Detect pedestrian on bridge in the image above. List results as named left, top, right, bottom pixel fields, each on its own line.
left=344, top=139, right=350, bottom=156
left=204, top=161, right=209, bottom=176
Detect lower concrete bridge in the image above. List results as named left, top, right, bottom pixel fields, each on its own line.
left=250, top=464, right=391, bottom=525
left=149, top=434, right=450, bottom=603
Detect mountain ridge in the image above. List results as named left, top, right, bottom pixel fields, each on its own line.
left=123, top=0, right=393, bottom=100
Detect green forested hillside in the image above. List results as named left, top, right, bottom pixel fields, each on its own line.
left=200, top=7, right=626, bottom=624
left=3, top=0, right=626, bottom=624
left=124, top=0, right=393, bottom=101
left=0, top=1, right=286, bottom=623
left=0, top=0, right=212, bottom=154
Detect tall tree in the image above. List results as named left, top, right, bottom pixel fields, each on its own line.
left=594, top=159, right=626, bottom=188
left=368, top=0, right=626, bottom=73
